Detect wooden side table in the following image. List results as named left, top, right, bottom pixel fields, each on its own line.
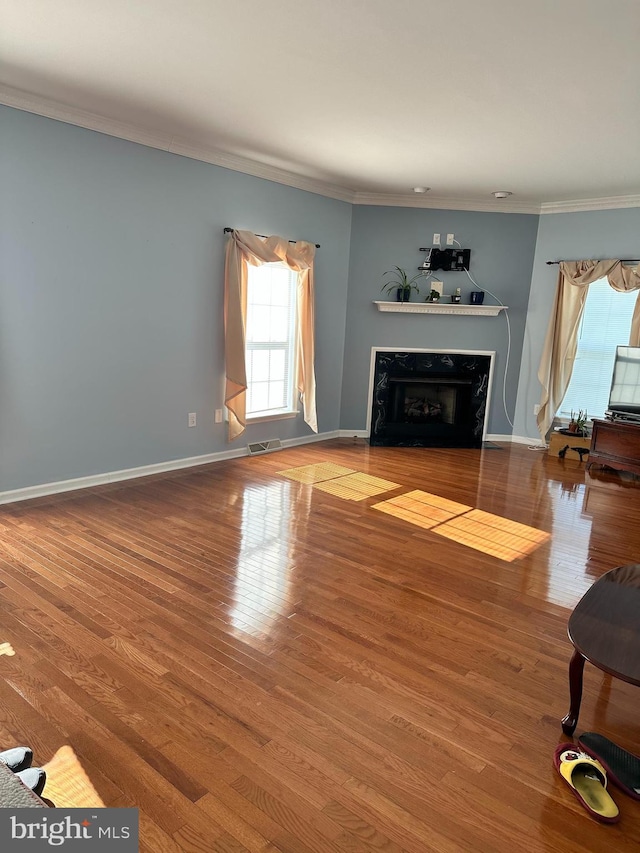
left=587, top=418, right=640, bottom=476
left=562, top=564, right=640, bottom=735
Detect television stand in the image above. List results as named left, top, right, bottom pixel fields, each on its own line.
left=586, top=418, right=640, bottom=477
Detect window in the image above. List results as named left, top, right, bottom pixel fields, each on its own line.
left=245, top=262, right=298, bottom=419
left=559, top=278, right=637, bottom=419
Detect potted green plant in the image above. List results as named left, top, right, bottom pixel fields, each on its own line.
left=381, top=267, right=423, bottom=303
left=569, top=409, right=589, bottom=436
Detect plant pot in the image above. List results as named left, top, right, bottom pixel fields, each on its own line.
left=396, top=286, right=412, bottom=303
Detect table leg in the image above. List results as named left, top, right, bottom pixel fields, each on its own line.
left=561, top=649, right=586, bottom=735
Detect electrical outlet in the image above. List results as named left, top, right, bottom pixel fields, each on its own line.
left=446, top=233, right=455, bottom=245
left=188, top=412, right=196, bottom=427
left=214, top=409, right=223, bottom=424
left=533, top=404, right=540, bottom=415
left=433, top=233, right=441, bottom=246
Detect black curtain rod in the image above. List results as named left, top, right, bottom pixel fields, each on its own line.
left=224, top=227, right=320, bottom=248
left=546, top=259, right=640, bottom=265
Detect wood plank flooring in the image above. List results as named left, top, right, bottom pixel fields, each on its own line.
left=1, top=439, right=640, bottom=851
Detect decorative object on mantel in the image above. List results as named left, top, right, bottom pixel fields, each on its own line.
left=427, top=289, right=441, bottom=303
left=373, top=301, right=507, bottom=317
left=381, top=266, right=424, bottom=303
left=451, top=287, right=461, bottom=304
left=470, top=290, right=485, bottom=305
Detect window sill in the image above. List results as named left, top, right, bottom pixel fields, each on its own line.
left=247, top=411, right=299, bottom=425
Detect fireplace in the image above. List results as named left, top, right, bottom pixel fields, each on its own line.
left=368, top=349, right=494, bottom=448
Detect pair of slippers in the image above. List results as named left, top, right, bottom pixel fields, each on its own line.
left=0, top=746, right=47, bottom=797
left=555, top=733, right=640, bottom=823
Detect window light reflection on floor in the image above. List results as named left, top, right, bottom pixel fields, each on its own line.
left=231, top=480, right=299, bottom=633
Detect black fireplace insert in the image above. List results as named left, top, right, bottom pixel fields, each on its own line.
left=369, top=351, right=492, bottom=448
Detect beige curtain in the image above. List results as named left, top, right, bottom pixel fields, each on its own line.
left=224, top=229, right=318, bottom=442
left=536, top=259, right=640, bottom=439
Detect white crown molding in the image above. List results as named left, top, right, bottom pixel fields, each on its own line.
left=352, top=191, right=541, bottom=214
left=539, top=194, right=640, bottom=214
left=3, top=85, right=640, bottom=216
left=0, top=84, right=355, bottom=204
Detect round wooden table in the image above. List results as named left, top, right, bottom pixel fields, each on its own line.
left=562, top=564, right=640, bottom=735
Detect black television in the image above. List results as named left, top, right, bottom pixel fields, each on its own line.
left=607, top=345, right=640, bottom=420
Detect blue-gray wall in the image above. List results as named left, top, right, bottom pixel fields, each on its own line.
left=0, top=107, right=352, bottom=491
left=514, top=208, right=640, bottom=439
left=340, top=206, right=539, bottom=435
left=4, top=103, right=640, bottom=493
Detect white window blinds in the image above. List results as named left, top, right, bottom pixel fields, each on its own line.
left=245, top=262, right=298, bottom=418
left=559, top=278, right=638, bottom=419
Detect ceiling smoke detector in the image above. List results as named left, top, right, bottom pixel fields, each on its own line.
left=413, top=186, right=430, bottom=193
left=492, top=191, right=513, bottom=199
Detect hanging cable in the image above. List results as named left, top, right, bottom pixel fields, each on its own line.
left=450, top=240, right=514, bottom=429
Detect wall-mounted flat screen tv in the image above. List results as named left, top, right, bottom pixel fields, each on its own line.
left=608, top=346, right=640, bottom=416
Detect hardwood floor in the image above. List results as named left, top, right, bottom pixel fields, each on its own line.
left=1, top=439, right=639, bottom=851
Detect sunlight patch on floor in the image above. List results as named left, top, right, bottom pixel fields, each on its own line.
left=373, top=490, right=549, bottom=562
left=278, top=462, right=357, bottom=484
left=314, top=473, right=400, bottom=501
left=43, top=746, right=105, bottom=807
left=372, top=489, right=472, bottom=527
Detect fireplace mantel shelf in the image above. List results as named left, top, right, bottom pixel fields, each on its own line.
left=373, top=301, right=507, bottom=317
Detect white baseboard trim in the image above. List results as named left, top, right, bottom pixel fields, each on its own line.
left=0, top=430, right=341, bottom=506
left=282, top=430, right=340, bottom=448
left=503, top=434, right=546, bottom=446
left=337, top=431, right=538, bottom=445
left=0, top=430, right=548, bottom=506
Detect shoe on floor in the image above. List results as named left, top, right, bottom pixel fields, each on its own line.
left=578, top=732, right=640, bottom=800
left=0, top=746, right=33, bottom=773
left=554, top=744, right=619, bottom=823
left=16, top=768, right=46, bottom=797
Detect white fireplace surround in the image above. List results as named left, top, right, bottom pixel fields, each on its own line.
left=365, top=347, right=496, bottom=439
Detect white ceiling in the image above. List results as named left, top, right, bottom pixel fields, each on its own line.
left=2, top=0, right=640, bottom=212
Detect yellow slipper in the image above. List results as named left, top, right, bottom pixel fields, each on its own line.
left=554, top=744, right=619, bottom=823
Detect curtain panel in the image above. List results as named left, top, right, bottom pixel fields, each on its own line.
left=224, top=230, right=318, bottom=442
left=536, top=260, right=640, bottom=440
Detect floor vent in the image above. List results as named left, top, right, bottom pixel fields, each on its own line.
left=247, top=439, right=283, bottom=456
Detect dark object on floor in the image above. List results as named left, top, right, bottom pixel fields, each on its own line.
left=561, top=564, right=640, bottom=734
left=17, top=768, right=47, bottom=797
left=571, top=446, right=590, bottom=461
left=0, top=746, right=33, bottom=773
left=558, top=444, right=570, bottom=458
left=578, top=733, right=640, bottom=800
